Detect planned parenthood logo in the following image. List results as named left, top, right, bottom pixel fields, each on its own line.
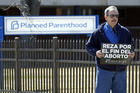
left=11, top=21, right=19, bottom=30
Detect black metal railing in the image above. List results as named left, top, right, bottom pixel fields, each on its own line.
left=0, top=37, right=140, bottom=93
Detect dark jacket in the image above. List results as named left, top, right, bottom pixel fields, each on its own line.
left=86, top=23, right=134, bottom=71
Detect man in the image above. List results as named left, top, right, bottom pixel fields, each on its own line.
left=86, top=6, right=135, bottom=93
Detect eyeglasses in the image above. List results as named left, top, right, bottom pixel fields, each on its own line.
left=108, top=14, right=119, bottom=18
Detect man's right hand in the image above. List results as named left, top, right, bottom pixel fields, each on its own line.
left=96, top=50, right=104, bottom=58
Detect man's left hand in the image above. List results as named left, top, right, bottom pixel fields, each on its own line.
left=128, top=52, right=135, bottom=59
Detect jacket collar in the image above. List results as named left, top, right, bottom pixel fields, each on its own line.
left=97, top=22, right=122, bottom=43
left=97, top=22, right=121, bottom=32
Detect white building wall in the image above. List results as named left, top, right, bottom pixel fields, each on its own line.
left=41, top=0, right=107, bottom=6
left=0, top=0, right=140, bottom=6
left=107, top=0, right=140, bottom=6
left=0, top=0, right=20, bottom=6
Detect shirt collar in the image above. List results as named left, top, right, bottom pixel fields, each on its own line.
left=104, top=22, right=113, bottom=32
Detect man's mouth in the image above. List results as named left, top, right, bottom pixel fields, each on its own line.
left=111, top=19, right=116, bottom=22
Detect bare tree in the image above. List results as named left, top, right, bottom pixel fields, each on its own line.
left=19, top=0, right=40, bottom=16
left=19, top=0, right=41, bottom=40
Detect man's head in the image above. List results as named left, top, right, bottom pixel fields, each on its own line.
left=104, top=6, right=119, bottom=28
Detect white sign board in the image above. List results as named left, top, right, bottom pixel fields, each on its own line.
left=4, top=16, right=98, bottom=35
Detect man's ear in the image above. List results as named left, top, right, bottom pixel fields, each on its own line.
left=104, top=15, right=107, bottom=20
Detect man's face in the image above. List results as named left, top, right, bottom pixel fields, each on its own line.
left=105, top=10, right=119, bottom=28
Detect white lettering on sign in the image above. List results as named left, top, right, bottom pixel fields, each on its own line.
left=119, top=44, right=131, bottom=49
left=104, top=54, right=128, bottom=59
left=102, top=43, right=118, bottom=49
left=102, top=43, right=132, bottom=59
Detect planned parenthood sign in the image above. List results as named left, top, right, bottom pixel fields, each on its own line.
left=4, top=16, right=98, bottom=35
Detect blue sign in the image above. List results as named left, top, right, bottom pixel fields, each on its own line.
left=0, top=16, right=4, bottom=41
left=0, top=16, right=3, bottom=89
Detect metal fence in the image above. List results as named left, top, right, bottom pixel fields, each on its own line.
left=0, top=37, right=140, bottom=93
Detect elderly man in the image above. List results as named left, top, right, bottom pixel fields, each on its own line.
left=86, top=6, right=135, bottom=93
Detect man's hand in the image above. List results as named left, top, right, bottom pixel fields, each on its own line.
left=96, top=50, right=104, bottom=58
left=128, top=52, right=135, bottom=59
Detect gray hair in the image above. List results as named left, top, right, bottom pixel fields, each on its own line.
left=104, top=6, right=119, bottom=16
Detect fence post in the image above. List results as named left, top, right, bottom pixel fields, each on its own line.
left=52, top=37, right=58, bottom=93
left=15, top=37, right=21, bottom=93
